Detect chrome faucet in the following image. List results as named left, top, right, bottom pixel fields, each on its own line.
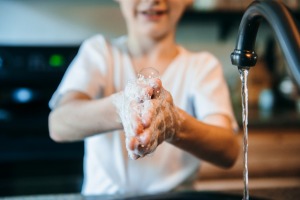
left=231, top=0, right=300, bottom=87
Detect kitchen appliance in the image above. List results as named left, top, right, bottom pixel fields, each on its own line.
left=0, top=45, right=84, bottom=196
left=0, top=45, right=78, bottom=136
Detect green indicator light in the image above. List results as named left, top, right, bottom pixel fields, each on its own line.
left=49, top=54, right=64, bottom=67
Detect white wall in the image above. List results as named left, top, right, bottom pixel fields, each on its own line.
left=0, top=0, right=126, bottom=45
left=0, top=0, right=274, bottom=88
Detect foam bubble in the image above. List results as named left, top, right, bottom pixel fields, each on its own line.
left=138, top=67, right=160, bottom=80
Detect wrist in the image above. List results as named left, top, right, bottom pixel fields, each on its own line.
left=167, top=107, right=186, bottom=143
left=109, top=93, right=124, bottom=129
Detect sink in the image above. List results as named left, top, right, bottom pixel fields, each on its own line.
left=123, top=191, right=267, bottom=200
left=86, top=191, right=268, bottom=200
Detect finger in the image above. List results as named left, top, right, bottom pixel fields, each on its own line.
left=139, top=129, right=151, bottom=146
left=131, top=115, right=144, bottom=135
left=164, top=91, right=174, bottom=104
left=141, top=110, right=153, bottom=128
left=136, top=85, right=154, bottom=103
left=129, top=152, right=140, bottom=160
left=127, top=137, right=139, bottom=151
left=149, top=78, right=162, bottom=89
left=150, top=78, right=162, bottom=99
left=133, top=154, right=140, bottom=160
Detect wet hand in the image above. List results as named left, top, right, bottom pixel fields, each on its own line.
left=121, top=78, right=182, bottom=159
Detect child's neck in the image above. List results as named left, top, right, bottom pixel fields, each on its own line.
left=127, top=34, right=179, bottom=75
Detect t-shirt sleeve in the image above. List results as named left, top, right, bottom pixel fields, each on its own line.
left=190, top=52, right=238, bottom=131
left=49, top=35, right=109, bottom=109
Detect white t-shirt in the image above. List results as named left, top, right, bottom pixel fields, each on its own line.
left=49, top=34, right=237, bottom=195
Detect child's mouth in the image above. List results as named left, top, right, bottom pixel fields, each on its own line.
left=141, top=10, right=167, bottom=20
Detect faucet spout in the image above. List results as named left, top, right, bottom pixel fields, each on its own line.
left=231, top=0, right=300, bottom=86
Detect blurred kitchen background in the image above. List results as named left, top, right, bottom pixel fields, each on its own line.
left=0, top=0, right=299, bottom=197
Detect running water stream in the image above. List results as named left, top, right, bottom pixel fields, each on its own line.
left=239, top=67, right=250, bottom=200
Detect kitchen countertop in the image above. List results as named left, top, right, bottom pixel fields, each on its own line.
left=234, top=106, right=300, bottom=129
left=1, top=187, right=300, bottom=200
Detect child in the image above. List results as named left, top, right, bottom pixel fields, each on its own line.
left=48, top=0, right=239, bottom=196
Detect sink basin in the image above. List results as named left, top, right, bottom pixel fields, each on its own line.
left=2, top=191, right=270, bottom=200
left=87, top=191, right=268, bottom=200
left=124, top=191, right=267, bottom=200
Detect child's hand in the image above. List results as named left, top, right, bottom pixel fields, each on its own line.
left=118, top=77, right=182, bottom=159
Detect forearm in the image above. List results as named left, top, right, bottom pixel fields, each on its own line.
left=49, top=94, right=122, bottom=142
left=170, top=109, right=240, bottom=168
